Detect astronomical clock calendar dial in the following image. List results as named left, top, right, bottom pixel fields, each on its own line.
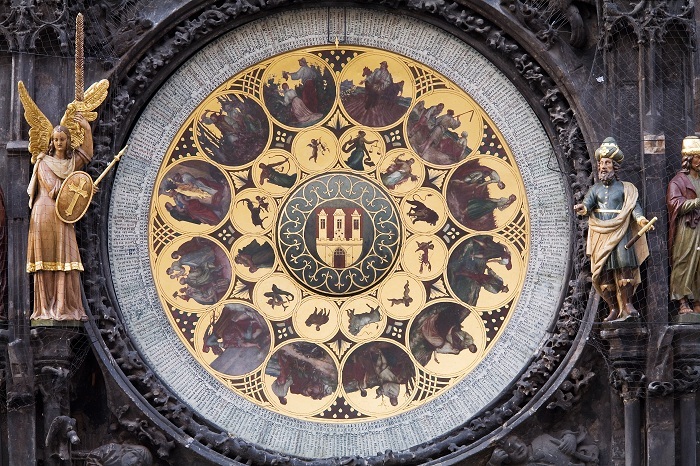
left=109, top=8, right=570, bottom=458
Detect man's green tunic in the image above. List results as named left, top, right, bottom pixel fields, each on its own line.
left=582, top=179, right=644, bottom=270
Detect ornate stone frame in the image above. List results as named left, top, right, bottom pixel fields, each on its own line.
left=78, top=1, right=594, bottom=464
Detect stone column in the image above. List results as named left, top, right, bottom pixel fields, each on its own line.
left=5, top=34, right=35, bottom=466
left=0, top=185, right=7, bottom=466
left=672, top=325, right=700, bottom=466
left=600, top=322, right=648, bottom=466
left=31, top=327, right=81, bottom=466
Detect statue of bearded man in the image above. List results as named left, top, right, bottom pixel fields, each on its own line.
left=574, top=137, right=652, bottom=321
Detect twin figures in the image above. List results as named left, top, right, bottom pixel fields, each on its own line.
left=576, top=136, right=700, bottom=321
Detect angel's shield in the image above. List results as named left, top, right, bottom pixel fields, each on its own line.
left=55, top=171, right=95, bottom=223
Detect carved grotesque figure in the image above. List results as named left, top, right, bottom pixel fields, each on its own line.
left=487, top=428, right=599, bottom=466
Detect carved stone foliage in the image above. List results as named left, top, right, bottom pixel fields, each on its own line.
left=0, top=0, right=151, bottom=63
left=600, top=324, right=648, bottom=401
left=673, top=364, right=700, bottom=393
left=610, top=366, right=647, bottom=400
left=547, top=366, right=595, bottom=410
left=671, top=325, right=700, bottom=394
left=500, top=0, right=596, bottom=49
left=646, top=326, right=700, bottom=396
left=600, top=0, right=695, bottom=48
left=80, top=1, right=593, bottom=464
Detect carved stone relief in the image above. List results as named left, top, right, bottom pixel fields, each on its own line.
left=600, top=0, right=694, bottom=48
left=486, top=427, right=599, bottom=466
left=500, top=0, right=596, bottom=49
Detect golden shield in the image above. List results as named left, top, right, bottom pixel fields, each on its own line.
left=55, top=171, right=94, bottom=224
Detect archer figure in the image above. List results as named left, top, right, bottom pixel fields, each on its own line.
left=258, top=156, right=297, bottom=188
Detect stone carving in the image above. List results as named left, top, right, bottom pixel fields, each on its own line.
left=487, top=427, right=599, bottom=465
left=672, top=326, right=700, bottom=394
left=673, top=364, right=700, bottom=393
left=610, top=367, right=647, bottom=401
left=68, top=3, right=153, bottom=61
left=86, top=443, right=154, bottom=466
left=600, top=0, right=695, bottom=48
left=547, top=366, right=595, bottom=410
left=0, top=2, right=151, bottom=63
left=45, top=415, right=154, bottom=465
left=112, top=404, right=175, bottom=460
left=0, top=1, right=69, bottom=53
left=647, top=379, right=674, bottom=397
left=6, top=338, right=33, bottom=408
left=501, top=0, right=594, bottom=48
left=45, top=416, right=80, bottom=461
left=81, top=1, right=591, bottom=464
left=601, top=323, right=648, bottom=401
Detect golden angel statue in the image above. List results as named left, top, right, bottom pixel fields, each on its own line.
left=19, top=79, right=109, bottom=322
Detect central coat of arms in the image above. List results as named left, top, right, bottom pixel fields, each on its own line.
left=278, top=172, right=401, bottom=296
left=312, top=204, right=367, bottom=268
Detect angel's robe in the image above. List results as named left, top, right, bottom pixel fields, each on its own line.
left=26, top=149, right=91, bottom=320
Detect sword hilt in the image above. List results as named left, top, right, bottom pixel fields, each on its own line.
left=624, top=216, right=657, bottom=250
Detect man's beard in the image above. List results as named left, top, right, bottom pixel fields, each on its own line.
left=599, top=169, right=616, bottom=185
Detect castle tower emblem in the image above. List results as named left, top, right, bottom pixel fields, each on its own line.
left=315, top=207, right=364, bottom=268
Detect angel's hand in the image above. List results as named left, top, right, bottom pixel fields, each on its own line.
left=74, top=112, right=91, bottom=131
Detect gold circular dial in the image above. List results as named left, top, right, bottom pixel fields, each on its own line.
left=148, top=45, right=529, bottom=422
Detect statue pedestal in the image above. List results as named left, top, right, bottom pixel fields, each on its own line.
left=600, top=321, right=648, bottom=381
left=673, top=313, right=700, bottom=324
left=600, top=321, right=648, bottom=466
left=31, top=319, right=83, bottom=327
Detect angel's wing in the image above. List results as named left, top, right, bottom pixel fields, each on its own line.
left=17, top=81, right=53, bottom=163
left=81, top=79, right=110, bottom=112
left=60, top=79, right=110, bottom=149
left=60, top=102, right=81, bottom=150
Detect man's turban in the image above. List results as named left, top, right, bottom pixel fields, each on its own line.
left=595, top=137, right=624, bottom=162
left=681, top=135, right=700, bottom=156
